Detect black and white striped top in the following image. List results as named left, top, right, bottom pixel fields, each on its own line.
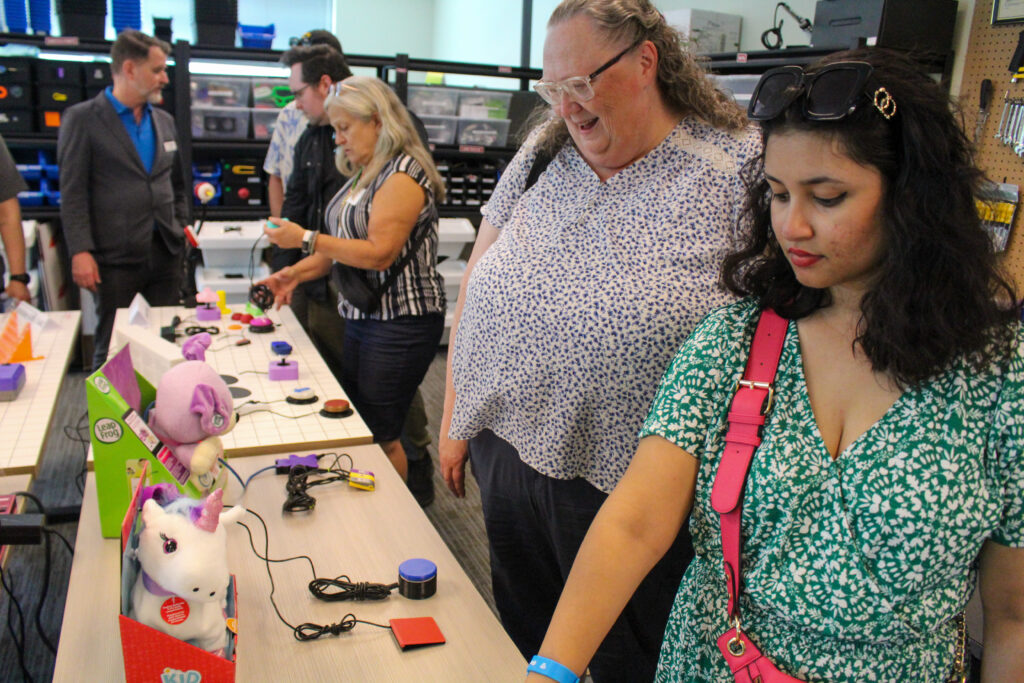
left=325, top=153, right=446, bottom=320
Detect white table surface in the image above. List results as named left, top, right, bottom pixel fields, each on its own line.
left=0, top=310, right=81, bottom=474
left=55, top=445, right=526, bottom=682
left=109, top=305, right=373, bottom=457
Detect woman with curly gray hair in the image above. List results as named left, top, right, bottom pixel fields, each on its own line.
left=439, top=1, right=760, bottom=679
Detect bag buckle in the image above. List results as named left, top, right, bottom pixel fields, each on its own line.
left=736, top=379, right=774, bottom=415
left=727, top=615, right=746, bottom=657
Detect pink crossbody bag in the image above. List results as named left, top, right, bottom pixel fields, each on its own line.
left=709, top=308, right=969, bottom=683
left=709, top=308, right=801, bottom=683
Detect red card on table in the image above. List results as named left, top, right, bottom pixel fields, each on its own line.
left=389, top=617, right=446, bottom=650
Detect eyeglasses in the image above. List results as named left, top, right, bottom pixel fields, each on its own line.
left=533, top=39, right=641, bottom=106
left=748, top=61, right=891, bottom=122
left=326, top=81, right=359, bottom=98
left=291, top=83, right=312, bottom=98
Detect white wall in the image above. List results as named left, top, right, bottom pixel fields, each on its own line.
left=529, top=0, right=816, bottom=68
left=334, top=0, right=435, bottom=58
left=431, top=0, right=524, bottom=88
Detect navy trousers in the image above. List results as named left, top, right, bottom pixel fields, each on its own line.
left=470, top=429, right=694, bottom=682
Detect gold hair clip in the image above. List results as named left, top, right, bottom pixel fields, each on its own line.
left=873, top=86, right=896, bottom=120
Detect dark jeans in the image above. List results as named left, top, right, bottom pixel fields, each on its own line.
left=93, top=237, right=182, bottom=369
left=470, top=429, right=694, bottom=683
left=340, top=313, right=443, bottom=443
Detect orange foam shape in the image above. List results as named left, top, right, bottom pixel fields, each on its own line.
left=0, top=312, right=42, bottom=362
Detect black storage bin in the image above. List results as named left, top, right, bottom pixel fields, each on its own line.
left=0, top=58, right=33, bottom=84
left=84, top=62, right=111, bottom=85
left=153, top=17, right=172, bottom=42
left=0, top=109, right=35, bottom=134
left=195, top=22, right=236, bottom=46
left=0, top=83, right=33, bottom=107
left=194, top=0, right=237, bottom=22
left=37, top=84, right=84, bottom=108
left=812, top=0, right=957, bottom=55
left=57, top=0, right=107, bottom=39
left=36, top=60, right=83, bottom=85
left=58, top=14, right=107, bottom=40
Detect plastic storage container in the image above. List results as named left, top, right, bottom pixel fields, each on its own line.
left=239, top=23, right=274, bottom=49
left=190, top=75, right=250, bottom=107
left=458, top=90, right=512, bottom=119
left=710, top=74, right=760, bottom=108
left=456, top=118, right=510, bottom=147
left=195, top=265, right=270, bottom=305
left=436, top=258, right=466, bottom=304
left=437, top=217, right=476, bottom=260
left=191, top=106, right=250, bottom=138
left=420, top=115, right=458, bottom=145
left=251, top=108, right=279, bottom=139
left=408, top=86, right=460, bottom=117
left=251, top=78, right=291, bottom=108
left=196, top=220, right=269, bottom=269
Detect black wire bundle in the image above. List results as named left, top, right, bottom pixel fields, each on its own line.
left=282, top=454, right=355, bottom=512
left=236, top=509, right=391, bottom=642
left=63, top=410, right=90, bottom=494
left=308, top=576, right=398, bottom=602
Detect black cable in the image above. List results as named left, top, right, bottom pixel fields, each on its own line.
left=237, top=510, right=393, bottom=642
left=32, top=530, right=56, bottom=654
left=1, top=566, right=33, bottom=683
left=308, top=576, right=398, bottom=602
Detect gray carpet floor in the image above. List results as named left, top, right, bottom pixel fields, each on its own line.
left=0, top=350, right=494, bottom=682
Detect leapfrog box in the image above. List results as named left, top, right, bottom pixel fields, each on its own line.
left=87, top=343, right=226, bottom=538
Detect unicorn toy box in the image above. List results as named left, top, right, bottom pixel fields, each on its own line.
left=119, top=470, right=243, bottom=683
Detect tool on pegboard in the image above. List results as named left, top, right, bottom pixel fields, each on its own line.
left=1010, top=30, right=1024, bottom=82
left=976, top=180, right=1019, bottom=252
left=976, top=79, right=994, bottom=144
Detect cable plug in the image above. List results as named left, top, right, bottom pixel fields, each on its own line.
left=276, top=454, right=319, bottom=474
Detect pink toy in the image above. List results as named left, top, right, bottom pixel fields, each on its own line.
left=148, top=356, right=236, bottom=477
left=130, top=488, right=245, bottom=653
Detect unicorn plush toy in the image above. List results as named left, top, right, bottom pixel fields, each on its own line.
left=129, top=487, right=245, bottom=653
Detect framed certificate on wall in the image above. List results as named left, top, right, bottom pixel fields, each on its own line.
left=993, top=0, right=1024, bottom=25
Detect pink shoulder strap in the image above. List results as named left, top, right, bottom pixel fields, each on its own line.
left=710, top=308, right=788, bottom=620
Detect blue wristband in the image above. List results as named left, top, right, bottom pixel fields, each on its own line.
left=528, top=655, right=580, bottom=683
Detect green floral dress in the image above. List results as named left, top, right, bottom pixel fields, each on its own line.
left=640, top=298, right=1024, bottom=682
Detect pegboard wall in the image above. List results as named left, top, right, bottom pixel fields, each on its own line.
left=961, top=0, right=1024, bottom=286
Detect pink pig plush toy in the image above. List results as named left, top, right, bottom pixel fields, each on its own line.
left=147, top=335, right=236, bottom=477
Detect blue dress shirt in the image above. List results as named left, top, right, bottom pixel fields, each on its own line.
left=104, top=86, right=156, bottom=173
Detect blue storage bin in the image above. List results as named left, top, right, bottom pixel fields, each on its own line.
left=111, top=0, right=140, bottom=32
left=16, top=164, right=42, bottom=181
left=4, top=0, right=28, bottom=33
left=238, top=23, right=274, bottom=49
left=17, top=190, right=44, bottom=207
left=192, top=162, right=222, bottom=180
left=28, top=0, right=49, bottom=33
left=41, top=177, right=59, bottom=205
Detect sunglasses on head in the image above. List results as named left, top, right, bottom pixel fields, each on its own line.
left=748, top=61, right=895, bottom=122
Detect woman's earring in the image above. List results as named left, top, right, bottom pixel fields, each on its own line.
left=873, top=87, right=897, bottom=120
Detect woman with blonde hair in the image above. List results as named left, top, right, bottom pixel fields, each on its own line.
left=261, top=75, right=446, bottom=479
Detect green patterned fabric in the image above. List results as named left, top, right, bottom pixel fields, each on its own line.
left=640, top=297, right=1024, bottom=682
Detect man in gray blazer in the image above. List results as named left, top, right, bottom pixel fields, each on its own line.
left=59, top=29, right=188, bottom=369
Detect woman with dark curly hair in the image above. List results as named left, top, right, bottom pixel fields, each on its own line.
left=526, top=48, right=1023, bottom=683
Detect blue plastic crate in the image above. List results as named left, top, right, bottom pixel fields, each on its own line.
left=17, top=191, right=44, bottom=207
left=16, top=164, right=42, bottom=181
left=238, top=23, right=274, bottom=49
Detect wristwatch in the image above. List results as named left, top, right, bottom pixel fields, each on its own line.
left=8, top=273, right=29, bottom=285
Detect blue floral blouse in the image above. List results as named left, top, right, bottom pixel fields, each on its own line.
left=449, top=118, right=761, bottom=492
